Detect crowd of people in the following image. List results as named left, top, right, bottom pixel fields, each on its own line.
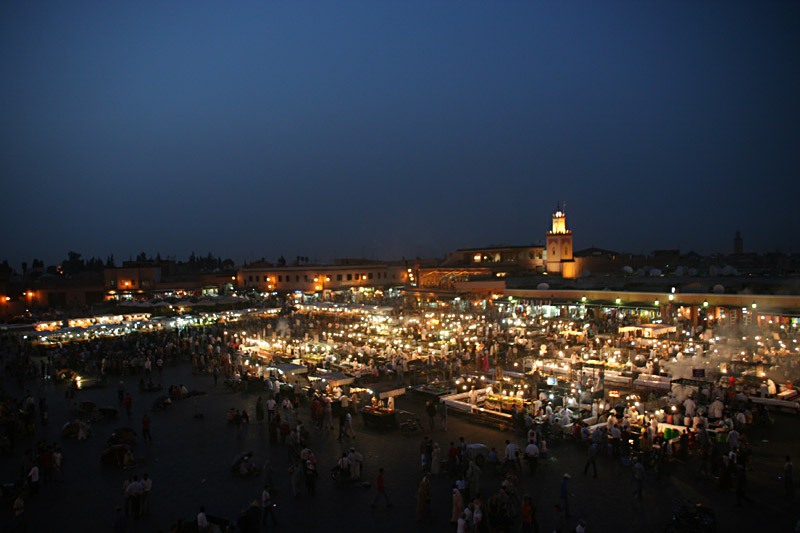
left=1, top=295, right=799, bottom=532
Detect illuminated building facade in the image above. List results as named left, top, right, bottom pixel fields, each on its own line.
left=545, top=204, right=576, bottom=278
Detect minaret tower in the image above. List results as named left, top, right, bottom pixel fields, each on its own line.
left=546, top=202, right=574, bottom=275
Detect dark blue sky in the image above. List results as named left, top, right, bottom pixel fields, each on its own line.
left=2, top=1, right=798, bottom=268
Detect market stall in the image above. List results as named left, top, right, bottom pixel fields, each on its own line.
left=358, top=383, right=405, bottom=429
left=618, top=324, right=677, bottom=338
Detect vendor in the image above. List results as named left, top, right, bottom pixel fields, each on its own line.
left=240, top=456, right=255, bottom=475
left=387, top=396, right=395, bottom=411
left=123, top=450, right=135, bottom=467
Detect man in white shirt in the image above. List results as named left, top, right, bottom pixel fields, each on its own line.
left=348, top=447, right=363, bottom=479
left=545, top=403, right=554, bottom=423
left=683, top=397, right=696, bottom=418
left=503, top=439, right=520, bottom=472
left=735, top=411, right=746, bottom=430
left=125, top=475, right=144, bottom=519
left=28, top=465, right=40, bottom=494
left=727, top=428, right=740, bottom=451
left=524, top=440, right=540, bottom=475
left=709, top=399, right=724, bottom=420
left=343, top=411, right=355, bottom=438
left=261, top=485, right=277, bottom=525
left=197, top=505, right=209, bottom=532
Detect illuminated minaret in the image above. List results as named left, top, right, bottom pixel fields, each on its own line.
left=546, top=202, right=574, bottom=275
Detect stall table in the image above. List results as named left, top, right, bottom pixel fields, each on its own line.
left=359, top=406, right=397, bottom=429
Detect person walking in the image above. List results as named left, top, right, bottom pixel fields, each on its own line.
left=370, top=468, right=392, bottom=508
left=440, top=400, right=448, bottom=431
left=553, top=503, right=566, bottom=533
left=141, top=473, right=152, bottom=516
left=632, top=458, right=645, bottom=501
left=525, top=439, right=540, bottom=476
left=735, top=463, right=749, bottom=507
left=124, top=393, right=133, bottom=418
left=142, top=414, right=152, bottom=442
left=416, top=473, right=432, bottom=523
left=304, top=460, right=316, bottom=496
left=197, top=505, right=209, bottom=533
left=113, top=505, right=126, bottom=533
left=560, top=473, right=573, bottom=517
left=125, top=475, right=143, bottom=519
left=784, top=456, right=794, bottom=498
left=343, top=411, right=356, bottom=439
left=261, top=485, right=278, bottom=526
left=256, top=396, right=265, bottom=423
left=426, top=401, right=436, bottom=432
left=520, top=494, right=539, bottom=533
left=583, top=442, right=598, bottom=478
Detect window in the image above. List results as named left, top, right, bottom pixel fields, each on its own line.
left=304, top=275, right=308, bottom=281
left=337, top=274, right=342, bottom=281
left=347, top=274, right=352, bottom=281
left=248, top=275, right=253, bottom=281
left=278, top=276, right=282, bottom=282
left=256, top=275, right=260, bottom=282
left=368, top=273, right=373, bottom=280
left=295, top=275, right=299, bottom=282
left=131, top=280, right=136, bottom=286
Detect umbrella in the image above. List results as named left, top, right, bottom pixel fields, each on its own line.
left=99, top=407, right=118, bottom=419
left=153, top=395, right=171, bottom=410
left=109, top=427, right=137, bottom=445
left=231, top=451, right=253, bottom=472
left=61, top=420, right=80, bottom=438
left=79, top=401, right=97, bottom=413
left=101, top=444, right=130, bottom=466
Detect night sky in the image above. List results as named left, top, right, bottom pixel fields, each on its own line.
left=2, top=2, right=798, bottom=268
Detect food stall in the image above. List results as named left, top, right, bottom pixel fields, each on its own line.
left=266, top=363, right=309, bottom=400
left=441, top=386, right=515, bottom=430
left=310, top=371, right=354, bottom=389
left=358, top=383, right=406, bottom=429
left=411, top=379, right=455, bottom=400
left=308, top=371, right=356, bottom=415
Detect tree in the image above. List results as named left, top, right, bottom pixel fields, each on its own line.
left=106, top=255, right=116, bottom=268
left=62, top=251, right=85, bottom=276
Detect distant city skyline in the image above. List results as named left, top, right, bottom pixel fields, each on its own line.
left=2, top=2, right=798, bottom=269
left=0, top=220, right=785, bottom=273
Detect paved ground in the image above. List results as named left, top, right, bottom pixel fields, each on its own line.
left=1, top=360, right=799, bottom=532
